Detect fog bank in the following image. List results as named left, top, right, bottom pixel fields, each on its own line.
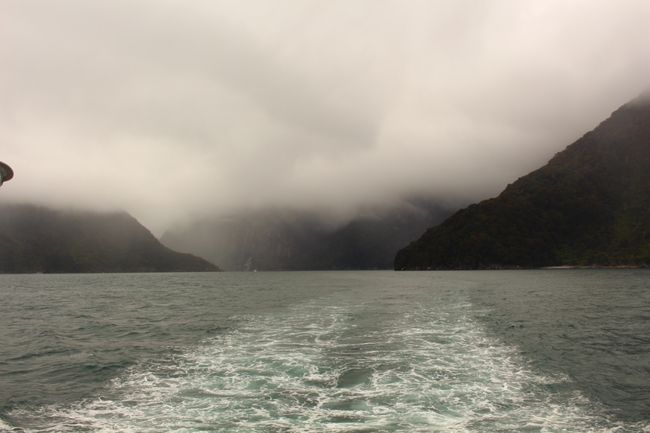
left=2, top=0, right=649, bottom=233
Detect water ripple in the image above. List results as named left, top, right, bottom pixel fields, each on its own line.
left=10, top=300, right=648, bottom=432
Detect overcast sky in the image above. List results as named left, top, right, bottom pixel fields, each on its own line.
left=1, top=0, right=649, bottom=233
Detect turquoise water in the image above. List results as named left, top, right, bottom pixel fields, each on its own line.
left=0, top=271, right=648, bottom=432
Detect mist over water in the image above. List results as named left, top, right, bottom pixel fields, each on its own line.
left=2, top=1, right=650, bottom=232
left=1, top=271, right=648, bottom=432
left=2, top=3, right=649, bottom=433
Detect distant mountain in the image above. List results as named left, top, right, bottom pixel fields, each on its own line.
left=162, top=200, right=453, bottom=271
left=395, top=93, right=650, bottom=270
left=0, top=204, right=218, bottom=273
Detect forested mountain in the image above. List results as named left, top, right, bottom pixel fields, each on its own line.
left=395, top=93, right=650, bottom=270
left=0, top=204, right=218, bottom=273
left=162, top=200, right=452, bottom=271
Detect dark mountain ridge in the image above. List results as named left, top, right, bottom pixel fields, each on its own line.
left=0, top=204, right=218, bottom=273
left=395, top=93, right=650, bottom=270
left=162, top=200, right=453, bottom=271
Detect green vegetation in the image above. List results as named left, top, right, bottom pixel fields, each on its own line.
left=395, top=93, right=650, bottom=269
left=0, top=205, right=219, bottom=273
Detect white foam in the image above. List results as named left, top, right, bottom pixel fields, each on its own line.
left=10, top=302, right=650, bottom=432
left=0, top=418, right=21, bottom=433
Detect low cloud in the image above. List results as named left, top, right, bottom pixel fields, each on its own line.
left=1, top=0, right=649, bottom=233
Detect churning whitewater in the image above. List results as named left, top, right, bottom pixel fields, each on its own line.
left=1, top=271, right=649, bottom=432
left=6, top=301, right=640, bottom=432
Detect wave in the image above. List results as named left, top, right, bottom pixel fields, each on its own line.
left=7, top=300, right=649, bottom=432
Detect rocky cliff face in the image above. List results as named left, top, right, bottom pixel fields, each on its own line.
left=162, top=200, right=452, bottom=271
left=395, top=93, right=650, bottom=270
left=0, top=204, right=218, bottom=273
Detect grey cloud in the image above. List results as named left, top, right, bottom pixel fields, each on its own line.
left=1, top=0, right=649, bottom=233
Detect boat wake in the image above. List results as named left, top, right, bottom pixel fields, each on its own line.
left=7, top=299, right=648, bottom=432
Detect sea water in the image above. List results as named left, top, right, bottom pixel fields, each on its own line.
left=0, top=270, right=648, bottom=432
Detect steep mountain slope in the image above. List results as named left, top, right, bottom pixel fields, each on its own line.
left=395, top=93, right=650, bottom=269
left=0, top=204, right=219, bottom=273
left=162, top=201, right=453, bottom=271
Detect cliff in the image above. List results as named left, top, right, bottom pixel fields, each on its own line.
left=395, top=93, right=650, bottom=269
left=163, top=200, right=452, bottom=270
